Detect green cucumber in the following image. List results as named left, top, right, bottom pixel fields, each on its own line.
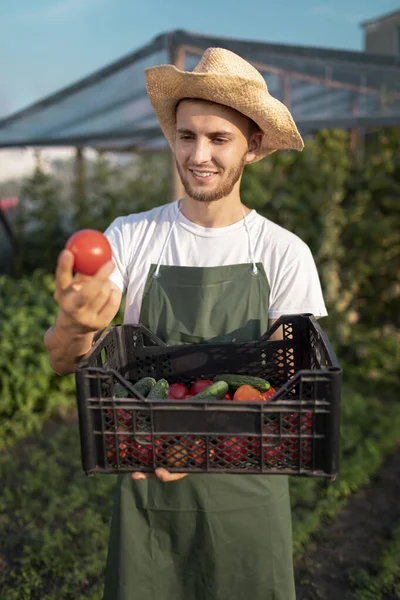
left=147, top=378, right=169, bottom=400
left=213, top=374, right=270, bottom=392
left=132, top=376, right=157, bottom=397
left=191, top=380, right=229, bottom=400
left=114, top=382, right=128, bottom=398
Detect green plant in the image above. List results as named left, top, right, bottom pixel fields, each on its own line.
left=348, top=520, right=400, bottom=599
left=0, top=271, right=75, bottom=447
left=0, top=270, right=124, bottom=448
left=291, top=383, right=400, bottom=561
left=72, top=151, right=171, bottom=232
left=12, top=165, right=68, bottom=275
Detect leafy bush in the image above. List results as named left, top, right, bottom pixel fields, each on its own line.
left=0, top=271, right=124, bottom=448
left=241, top=128, right=400, bottom=390
left=12, top=167, right=68, bottom=275
left=0, top=271, right=76, bottom=447
left=291, top=383, right=400, bottom=560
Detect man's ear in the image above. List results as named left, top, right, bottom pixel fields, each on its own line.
left=245, top=131, right=263, bottom=163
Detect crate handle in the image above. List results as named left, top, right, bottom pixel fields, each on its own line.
left=137, top=324, right=168, bottom=347
left=258, top=313, right=313, bottom=342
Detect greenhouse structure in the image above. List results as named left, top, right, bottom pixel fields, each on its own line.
left=0, top=28, right=399, bottom=202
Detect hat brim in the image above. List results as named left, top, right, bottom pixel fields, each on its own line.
left=145, top=65, right=304, bottom=162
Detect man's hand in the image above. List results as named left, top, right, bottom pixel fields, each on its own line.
left=44, top=249, right=122, bottom=375
left=54, top=249, right=120, bottom=334
left=132, top=469, right=188, bottom=482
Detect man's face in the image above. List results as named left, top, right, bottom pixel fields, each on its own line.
left=175, top=100, right=258, bottom=203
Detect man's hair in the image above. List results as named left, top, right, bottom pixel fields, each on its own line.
left=175, top=98, right=261, bottom=138
left=248, top=117, right=261, bottom=137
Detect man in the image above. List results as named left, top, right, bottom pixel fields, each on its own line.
left=44, top=48, right=327, bottom=600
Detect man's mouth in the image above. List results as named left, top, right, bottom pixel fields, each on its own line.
left=189, top=169, right=218, bottom=182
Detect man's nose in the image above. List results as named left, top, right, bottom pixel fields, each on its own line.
left=191, top=140, right=211, bottom=164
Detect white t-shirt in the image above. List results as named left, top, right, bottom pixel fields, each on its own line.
left=104, top=200, right=327, bottom=324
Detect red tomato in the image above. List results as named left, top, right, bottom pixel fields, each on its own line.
left=65, top=229, right=112, bottom=276
left=190, top=380, right=214, bottom=395
left=116, top=408, right=133, bottom=430
left=219, top=436, right=249, bottom=463
left=261, top=387, right=277, bottom=401
left=169, top=383, right=189, bottom=399
left=264, top=444, right=284, bottom=465
left=190, top=438, right=215, bottom=466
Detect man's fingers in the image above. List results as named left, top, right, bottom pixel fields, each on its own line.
left=131, top=470, right=188, bottom=482
left=73, top=260, right=116, bottom=302
left=132, top=472, right=156, bottom=481
left=93, top=260, right=116, bottom=281
left=96, top=288, right=122, bottom=322
left=86, top=282, right=113, bottom=314
left=73, top=272, right=92, bottom=284
left=67, top=261, right=115, bottom=307
left=55, top=250, right=75, bottom=293
left=155, top=468, right=188, bottom=482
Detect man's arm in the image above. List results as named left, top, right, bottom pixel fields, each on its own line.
left=44, top=249, right=122, bottom=376
left=268, top=318, right=283, bottom=341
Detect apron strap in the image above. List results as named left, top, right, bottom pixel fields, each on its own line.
left=154, top=200, right=259, bottom=278
left=153, top=202, right=181, bottom=279
left=241, top=204, right=258, bottom=276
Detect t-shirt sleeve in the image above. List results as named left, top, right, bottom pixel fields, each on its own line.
left=103, top=217, right=128, bottom=293
left=268, top=241, right=328, bottom=319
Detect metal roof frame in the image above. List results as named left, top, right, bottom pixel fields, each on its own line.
left=0, top=29, right=399, bottom=150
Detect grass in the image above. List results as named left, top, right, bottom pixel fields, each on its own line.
left=290, top=385, right=400, bottom=561
left=0, top=424, right=116, bottom=600
left=348, top=520, right=400, bottom=599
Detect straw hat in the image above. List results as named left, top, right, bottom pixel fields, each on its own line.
left=144, top=47, right=304, bottom=162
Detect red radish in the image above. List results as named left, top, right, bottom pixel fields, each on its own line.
left=190, top=379, right=213, bottom=395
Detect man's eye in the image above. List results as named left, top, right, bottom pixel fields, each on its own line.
left=213, top=138, right=227, bottom=144
left=180, top=135, right=193, bottom=140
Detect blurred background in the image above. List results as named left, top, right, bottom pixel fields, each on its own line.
left=1, top=2, right=399, bottom=599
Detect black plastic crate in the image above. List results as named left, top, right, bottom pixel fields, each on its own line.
left=75, top=314, right=342, bottom=480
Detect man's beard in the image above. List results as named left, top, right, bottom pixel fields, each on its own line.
left=176, top=153, right=246, bottom=202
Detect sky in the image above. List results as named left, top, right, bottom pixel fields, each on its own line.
left=1, top=0, right=399, bottom=120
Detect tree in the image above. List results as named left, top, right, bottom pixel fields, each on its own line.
left=13, top=164, right=67, bottom=274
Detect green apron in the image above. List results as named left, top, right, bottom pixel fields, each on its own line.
left=103, top=213, right=296, bottom=600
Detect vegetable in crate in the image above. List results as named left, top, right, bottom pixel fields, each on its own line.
left=147, top=379, right=169, bottom=399
left=213, top=374, right=271, bottom=392
left=261, top=387, right=277, bottom=401
left=132, top=377, right=157, bottom=397
left=158, top=436, right=213, bottom=467
left=114, top=383, right=127, bottom=398
left=114, top=379, right=157, bottom=398
left=106, top=433, right=154, bottom=467
left=233, top=385, right=264, bottom=401
left=190, top=380, right=229, bottom=400
left=168, top=383, right=189, bottom=399
left=190, top=379, right=214, bottom=395
left=160, top=439, right=192, bottom=468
